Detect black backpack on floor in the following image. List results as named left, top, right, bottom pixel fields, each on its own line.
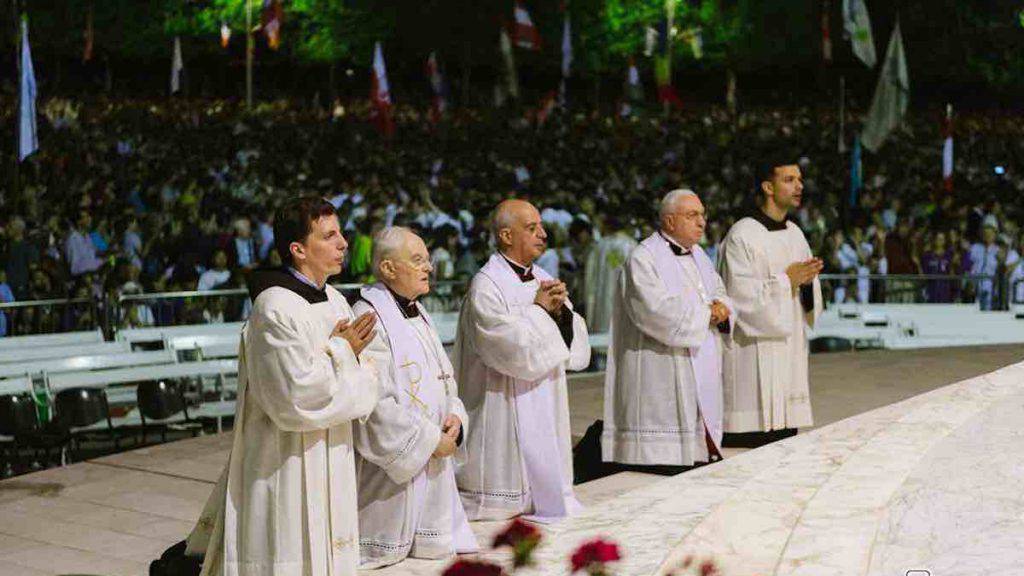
left=149, top=540, right=203, bottom=576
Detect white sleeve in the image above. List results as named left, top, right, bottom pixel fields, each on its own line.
left=622, top=249, right=712, bottom=348
left=465, top=277, right=570, bottom=381
left=246, top=300, right=380, bottom=433
left=720, top=230, right=796, bottom=338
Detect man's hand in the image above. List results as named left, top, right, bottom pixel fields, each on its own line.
left=433, top=433, right=457, bottom=459
left=785, top=258, right=824, bottom=287
left=442, top=414, right=462, bottom=444
left=333, top=312, right=377, bottom=357
left=534, top=280, right=568, bottom=315
left=709, top=300, right=730, bottom=326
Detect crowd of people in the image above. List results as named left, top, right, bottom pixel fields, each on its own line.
left=2, top=95, right=1024, bottom=336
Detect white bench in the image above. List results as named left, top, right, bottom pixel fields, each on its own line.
left=0, top=329, right=104, bottom=351
left=167, top=333, right=239, bottom=351
left=117, top=323, right=244, bottom=345
left=47, top=359, right=239, bottom=393
left=198, top=342, right=240, bottom=359
left=0, top=375, right=33, bottom=397
left=0, top=350, right=177, bottom=380
left=0, top=341, right=131, bottom=364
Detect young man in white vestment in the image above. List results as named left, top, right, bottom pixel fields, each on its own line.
left=351, top=227, right=479, bottom=568
left=182, top=196, right=381, bottom=576
left=602, top=190, right=733, bottom=474
left=455, top=199, right=592, bottom=523
left=719, top=160, right=823, bottom=445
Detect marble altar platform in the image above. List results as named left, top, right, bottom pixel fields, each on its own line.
left=0, top=346, right=1021, bottom=575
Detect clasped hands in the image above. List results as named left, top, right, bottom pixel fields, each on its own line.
left=433, top=414, right=462, bottom=458
left=785, top=258, right=824, bottom=291
left=534, top=279, right=568, bottom=318
left=709, top=299, right=730, bottom=327
left=332, top=312, right=377, bottom=356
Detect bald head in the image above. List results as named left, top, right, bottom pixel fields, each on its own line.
left=491, top=199, right=547, bottom=265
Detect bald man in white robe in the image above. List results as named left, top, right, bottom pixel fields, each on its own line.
left=455, top=199, right=591, bottom=523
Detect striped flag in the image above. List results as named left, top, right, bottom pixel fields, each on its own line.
left=512, top=2, right=541, bottom=50
left=499, top=28, right=519, bottom=100
left=170, top=36, right=184, bottom=95
left=221, top=22, right=232, bottom=49
left=19, top=18, right=38, bottom=162
left=426, top=52, right=448, bottom=124
left=559, top=9, right=572, bottom=105
left=370, top=42, right=393, bottom=136
left=82, top=6, right=94, bottom=63
left=942, top=104, right=953, bottom=192
left=262, top=0, right=282, bottom=50
left=843, top=0, right=877, bottom=68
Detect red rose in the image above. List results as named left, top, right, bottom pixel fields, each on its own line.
left=492, top=518, right=543, bottom=568
left=699, top=559, right=720, bottom=576
left=570, top=538, right=622, bottom=574
left=442, top=559, right=505, bottom=576
left=491, top=518, right=541, bottom=549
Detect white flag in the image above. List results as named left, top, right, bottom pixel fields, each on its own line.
left=861, top=22, right=908, bottom=152
left=842, top=0, right=876, bottom=68
left=561, top=14, right=572, bottom=78
left=170, top=36, right=184, bottom=94
left=499, top=28, right=519, bottom=100
left=19, top=18, right=38, bottom=162
left=560, top=13, right=572, bottom=105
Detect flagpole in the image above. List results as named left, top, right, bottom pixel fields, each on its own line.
left=12, top=0, right=21, bottom=201
left=246, top=0, right=253, bottom=109
left=838, top=75, right=846, bottom=153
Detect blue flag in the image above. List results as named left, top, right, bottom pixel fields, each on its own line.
left=19, top=18, right=38, bottom=162
left=849, top=134, right=862, bottom=207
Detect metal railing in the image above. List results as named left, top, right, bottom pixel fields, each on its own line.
left=1, top=275, right=1017, bottom=338
left=818, top=273, right=1014, bottom=309
left=0, top=296, right=99, bottom=336
left=109, top=280, right=469, bottom=334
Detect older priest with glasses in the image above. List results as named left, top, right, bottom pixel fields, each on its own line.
left=351, top=226, right=479, bottom=568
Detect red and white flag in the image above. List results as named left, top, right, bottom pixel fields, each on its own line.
left=262, top=0, right=283, bottom=50
left=426, top=52, right=447, bottom=124
left=371, top=42, right=394, bottom=136
left=221, top=22, right=232, bottom=49
left=83, top=6, right=94, bottom=63
left=513, top=2, right=542, bottom=50
left=942, top=104, right=953, bottom=192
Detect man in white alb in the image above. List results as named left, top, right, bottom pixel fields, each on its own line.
left=455, top=199, right=591, bottom=523
left=719, top=159, right=823, bottom=444
left=603, top=190, right=732, bottom=473
left=183, top=196, right=380, bottom=576
left=352, top=226, right=478, bottom=568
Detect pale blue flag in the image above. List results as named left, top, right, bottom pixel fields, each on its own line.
left=19, top=18, right=38, bottom=162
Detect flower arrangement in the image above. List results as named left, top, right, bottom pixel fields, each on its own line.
left=441, top=520, right=726, bottom=576
left=442, top=519, right=622, bottom=576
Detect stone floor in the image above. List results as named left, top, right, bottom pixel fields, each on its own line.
left=0, top=344, right=1020, bottom=575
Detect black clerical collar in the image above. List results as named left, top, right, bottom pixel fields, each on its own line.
left=660, top=232, right=692, bottom=256
left=501, top=254, right=535, bottom=282
left=386, top=286, right=420, bottom=318
left=248, top=267, right=328, bottom=304
left=751, top=208, right=790, bottom=232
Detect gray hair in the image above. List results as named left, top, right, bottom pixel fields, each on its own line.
left=659, top=189, right=698, bottom=221
left=371, top=226, right=415, bottom=278
left=490, top=205, right=517, bottom=242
